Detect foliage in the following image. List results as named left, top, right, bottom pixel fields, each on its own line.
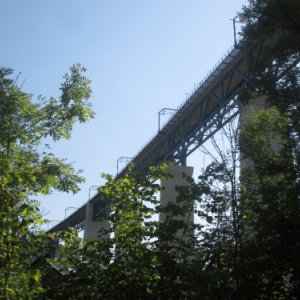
left=240, top=0, right=300, bottom=39
left=0, top=64, right=94, bottom=299
left=237, top=2, right=300, bottom=297
left=239, top=108, right=300, bottom=299
left=44, top=165, right=204, bottom=300
left=239, top=0, right=300, bottom=141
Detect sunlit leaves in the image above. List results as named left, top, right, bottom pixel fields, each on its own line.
left=0, top=64, right=94, bottom=298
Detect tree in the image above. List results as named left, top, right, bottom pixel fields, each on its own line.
left=239, top=108, right=300, bottom=299
left=237, top=2, right=300, bottom=297
left=0, top=64, right=94, bottom=299
left=44, top=165, right=203, bottom=300
left=41, top=121, right=245, bottom=300
left=239, top=0, right=300, bottom=155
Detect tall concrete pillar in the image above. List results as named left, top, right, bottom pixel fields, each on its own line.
left=159, top=165, right=194, bottom=241
left=48, top=239, right=61, bottom=259
left=239, top=96, right=266, bottom=170
left=83, top=202, right=110, bottom=241
left=239, top=95, right=281, bottom=170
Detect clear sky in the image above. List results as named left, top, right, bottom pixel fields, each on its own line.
left=0, top=0, right=248, bottom=228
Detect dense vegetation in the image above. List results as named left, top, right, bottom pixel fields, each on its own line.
left=1, top=0, right=300, bottom=299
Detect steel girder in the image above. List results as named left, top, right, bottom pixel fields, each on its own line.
left=49, top=34, right=280, bottom=232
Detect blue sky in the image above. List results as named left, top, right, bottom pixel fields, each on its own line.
left=0, top=0, right=247, bottom=227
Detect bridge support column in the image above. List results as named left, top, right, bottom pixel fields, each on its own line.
left=83, top=202, right=110, bottom=241
left=239, top=95, right=281, bottom=170
left=239, top=96, right=265, bottom=170
left=159, top=165, right=194, bottom=241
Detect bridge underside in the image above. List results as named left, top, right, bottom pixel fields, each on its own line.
left=48, top=33, right=280, bottom=233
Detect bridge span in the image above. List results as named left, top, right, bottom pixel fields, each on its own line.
left=48, top=34, right=277, bottom=234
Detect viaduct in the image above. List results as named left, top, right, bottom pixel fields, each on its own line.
left=48, top=31, right=280, bottom=241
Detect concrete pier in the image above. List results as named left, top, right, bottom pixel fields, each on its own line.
left=83, top=201, right=110, bottom=241
left=159, top=165, right=194, bottom=241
